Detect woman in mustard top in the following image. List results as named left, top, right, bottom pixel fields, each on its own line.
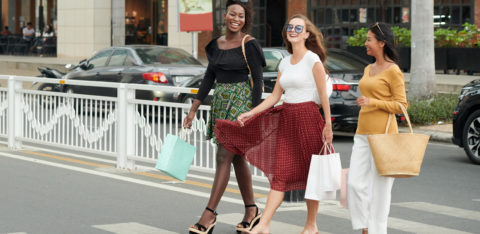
left=347, top=22, right=407, bottom=234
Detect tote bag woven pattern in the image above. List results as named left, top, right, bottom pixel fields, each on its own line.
left=155, top=130, right=196, bottom=181
left=367, top=102, right=429, bottom=178
left=304, top=143, right=342, bottom=201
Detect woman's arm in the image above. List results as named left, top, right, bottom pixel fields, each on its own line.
left=237, top=71, right=284, bottom=125
left=313, top=62, right=333, bottom=144
left=184, top=64, right=216, bottom=128
left=244, top=39, right=266, bottom=107
left=357, top=67, right=407, bottom=113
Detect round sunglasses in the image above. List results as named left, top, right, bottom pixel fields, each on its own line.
left=285, top=24, right=304, bottom=33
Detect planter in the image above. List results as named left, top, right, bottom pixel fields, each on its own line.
left=435, top=47, right=448, bottom=70
left=397, top=47, right=410, bottom=72
left=447, top=47, right=480, bottom=72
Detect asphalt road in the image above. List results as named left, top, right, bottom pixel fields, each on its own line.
left=0, top=136, right=479, bottom=234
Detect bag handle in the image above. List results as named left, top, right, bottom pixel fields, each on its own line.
left=319, top=141, right=335, bottom=155
left=384, top=102, right=413, bottom=134
left=180, top=127, right=192, bottom=141
left=241, top=34, right=255, bottom=89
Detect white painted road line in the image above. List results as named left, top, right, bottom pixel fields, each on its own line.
left=22, top=145, right=272, bottom=192
left=278, top=201, right=474, bottom=234
left=393, top=202, right=480, bottom=221
left=93, top=222, right=178, bottom=234
left=217, top=213, right=333, bottom=234
left=0, top=151, right=246, bottom=206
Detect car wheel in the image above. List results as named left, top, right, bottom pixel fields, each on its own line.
left=462, top=109, right=480, bottom=164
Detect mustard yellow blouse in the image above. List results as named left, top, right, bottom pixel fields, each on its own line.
left=356, top=64, right=408, bottom=135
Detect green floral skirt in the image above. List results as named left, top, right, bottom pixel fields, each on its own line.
left=208, top=81, right=253, bottom=143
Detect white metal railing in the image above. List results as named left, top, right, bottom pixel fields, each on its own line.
left=0, top=75, right=265, bottom=178
left=0, top=87, right=7, bottom=136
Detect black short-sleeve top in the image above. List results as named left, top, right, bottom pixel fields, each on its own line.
left=195, top=37, right=266, bottom=107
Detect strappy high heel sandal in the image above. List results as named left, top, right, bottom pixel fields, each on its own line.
left=189, top=207, right=217, bottom=234
left=235, top=204, right=262, bottom=233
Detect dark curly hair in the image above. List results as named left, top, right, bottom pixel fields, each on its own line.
left=369, top=22, right=399, bottom=64
left=226, top=0, right=253, bottom=33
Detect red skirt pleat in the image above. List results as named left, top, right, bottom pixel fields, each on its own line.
left=215, top=101, right=325, bottom=192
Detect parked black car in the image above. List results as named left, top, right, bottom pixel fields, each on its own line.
left=62, top=45, right=206, bottom=101
left=452, top=79, right=480, bottom=164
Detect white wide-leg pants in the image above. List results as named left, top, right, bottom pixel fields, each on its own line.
left=347, top=135, right=394, bottom=234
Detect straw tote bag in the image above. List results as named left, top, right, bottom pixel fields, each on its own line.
left=367, top=102, right=429, bottom=178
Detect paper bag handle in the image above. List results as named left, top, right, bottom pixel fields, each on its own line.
left=319, top=142, right=335, bottom=155
left=180, top=127, right=192, bottom=141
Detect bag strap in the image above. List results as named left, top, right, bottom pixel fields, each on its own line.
left=241, top=34, right=254, bottom=89
left=384, top=102, right=413, bottom=134
left=319, top=141, right=335, bottom=155
left=180, top=127, right=192, bottom=141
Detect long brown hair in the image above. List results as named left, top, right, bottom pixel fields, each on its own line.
left=281, top=14, right=327, bottom=64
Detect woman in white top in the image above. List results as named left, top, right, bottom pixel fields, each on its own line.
left=215, top=14, right=333, bottom=234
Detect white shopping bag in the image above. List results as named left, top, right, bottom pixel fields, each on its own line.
left=304, top=143, right=342, bottom=201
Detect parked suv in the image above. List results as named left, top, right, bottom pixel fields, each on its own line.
left=452, top=79, right=480, bottom=164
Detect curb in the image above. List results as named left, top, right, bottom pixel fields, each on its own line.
left=335, top=129, right=453, bottom=144
left=399, top=128, right=452, bottom=144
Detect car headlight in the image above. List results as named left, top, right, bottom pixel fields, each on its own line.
left=174, top=76, right=194, bottom=85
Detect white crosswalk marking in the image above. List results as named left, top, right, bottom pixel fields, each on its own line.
left=92, top=222, right=178, bottom=234
left=393, top=202, right=480, bottom=221
left=6, top=233, right=27, bottom=234
left=277, top=201, right=474, bottom=234
left=217, top=213, right=333, bottom=234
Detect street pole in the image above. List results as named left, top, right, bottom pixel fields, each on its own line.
left=409, top=0, right=436, bottom=99
left=192, top=31, right=198, bottom=59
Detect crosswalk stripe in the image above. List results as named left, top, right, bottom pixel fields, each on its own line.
left=6, top=233, right=27, bottom=234
left=393, top=202, right=480, bottom=221
left=278, top=201, right=473, bottom=234
left=217, top=213, right=333, bottom=234
left=92, top=222, right=178, bottom=234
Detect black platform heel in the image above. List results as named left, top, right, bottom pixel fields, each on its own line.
left=236, top=204, right=262, bottom=233
left=189, top=207, right=217, bottom=234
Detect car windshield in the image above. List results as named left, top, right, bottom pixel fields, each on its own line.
left=326, top=51, right=366, bottom=72
left=135, top=47, right=202, bottom=65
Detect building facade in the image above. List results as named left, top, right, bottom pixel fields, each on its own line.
left=0, top=0, right=479, bottom=59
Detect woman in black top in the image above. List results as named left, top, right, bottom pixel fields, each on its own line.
left=184, top=0, right=265, bottom=233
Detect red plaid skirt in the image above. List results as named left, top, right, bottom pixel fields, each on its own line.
left=215, top=101, right=325, bottom=192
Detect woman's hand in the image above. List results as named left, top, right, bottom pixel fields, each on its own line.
left=237, top=111, right=255, bottom=127
left=356, top=96, right=370, bottom=106
left=322, top=123, right=333, bottom=144
left=183, top=111, right=196, bottom=128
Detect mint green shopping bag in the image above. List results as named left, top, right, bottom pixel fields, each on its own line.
left=155, top=133, right=195, bottom=181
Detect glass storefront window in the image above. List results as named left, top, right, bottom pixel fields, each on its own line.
left=125, top=0, right=168, bottom=45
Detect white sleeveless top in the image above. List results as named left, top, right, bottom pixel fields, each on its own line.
left=278, top=50, right=323, bottom=104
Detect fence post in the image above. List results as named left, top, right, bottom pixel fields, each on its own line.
left=8, top=76, right=23, bottom=149
left=117, top=84, right=135, bottom=170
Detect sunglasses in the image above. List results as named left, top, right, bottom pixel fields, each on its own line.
left=285, top=24, right=304, bottom=33
left=240, top=0, right=248, bottom=2
left=374, top=22, right=385, bottom=37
